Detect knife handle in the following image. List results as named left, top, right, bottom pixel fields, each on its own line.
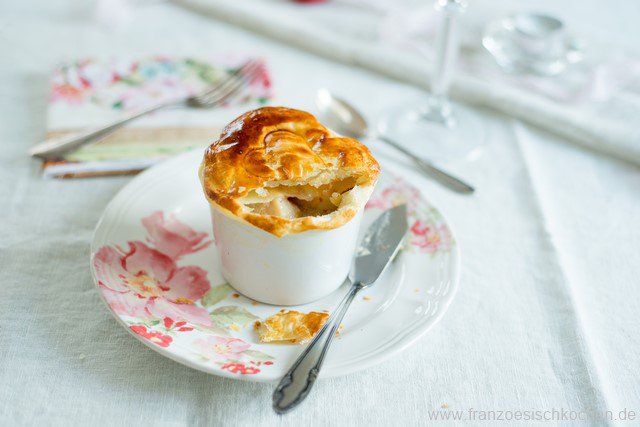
left=272, top=280, right=361, bottom=414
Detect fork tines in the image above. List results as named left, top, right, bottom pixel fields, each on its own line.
left=194, top=59, right=263, bottom=106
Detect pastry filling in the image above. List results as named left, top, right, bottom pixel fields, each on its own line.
left=238, top=172, right=361, bottom=219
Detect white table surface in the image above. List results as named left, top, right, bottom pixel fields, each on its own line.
left=1, top=1, right=639, bottom=425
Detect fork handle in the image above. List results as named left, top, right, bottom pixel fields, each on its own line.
left=29, top=100, right=180, bottom=159
left=272, top=280, right=361, bottom=414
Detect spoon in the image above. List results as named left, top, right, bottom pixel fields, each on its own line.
left=315, top=89, right=475, bottom=194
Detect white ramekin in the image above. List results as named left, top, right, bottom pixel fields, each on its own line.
left=209, top=205, right=362, bottom=305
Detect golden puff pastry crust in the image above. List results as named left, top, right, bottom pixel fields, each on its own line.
left=199, top=107, right=380, bottom=237
left=256, top=310, right=330, bottom=344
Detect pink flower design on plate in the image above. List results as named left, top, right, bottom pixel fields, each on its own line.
left=193, top=336, right=251, bottom=361
left=366, top=185, right=420, bottom=214
left=142, top=211, right=211, bottom=260
left=130, top=325, right=173, bottom=348
left=163, top=317, right=194, bottom=332
left=94, top=241, right=212, bottom=326
left=410, top=220, right=452, bottom=254
left=221, top=363, right=260, bottom=375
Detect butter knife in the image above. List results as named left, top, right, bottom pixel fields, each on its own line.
left=272, top=203, right=409, bottom=414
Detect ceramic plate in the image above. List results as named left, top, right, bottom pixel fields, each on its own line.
left=91, top=148, right=459, bottom=382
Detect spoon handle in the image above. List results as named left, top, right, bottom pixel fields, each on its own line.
left=378, top=135, right=475, bottom=194
left=272, top=281, right=360, bottom=414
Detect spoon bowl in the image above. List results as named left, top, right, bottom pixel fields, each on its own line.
left=316, top=89, right=369, bottom=138
left=315, top=89, right=475, bottom=194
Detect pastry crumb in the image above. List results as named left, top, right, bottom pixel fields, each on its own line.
left=363, top=296, right=371, bottom=301
left=230, top=324, right=241, bottom=331
left=441, top=404, right=449, bottom=409
left=257, top=310, right=329, bottom=344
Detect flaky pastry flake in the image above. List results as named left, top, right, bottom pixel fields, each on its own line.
left=256, top=310, right=330, bottom=344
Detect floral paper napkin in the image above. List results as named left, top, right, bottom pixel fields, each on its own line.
left=43, top=56, right=273, bottom=178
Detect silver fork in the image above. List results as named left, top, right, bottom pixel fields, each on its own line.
left=29, top=59, right=263, bottom=159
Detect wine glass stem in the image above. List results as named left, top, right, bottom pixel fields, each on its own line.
left=429, top=0, right=465, bottom=116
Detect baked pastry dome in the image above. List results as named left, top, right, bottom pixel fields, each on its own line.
left=200, top=107, right=380, bottom=237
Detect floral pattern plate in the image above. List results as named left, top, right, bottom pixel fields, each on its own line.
left=91, top=148, right=459, bottom=382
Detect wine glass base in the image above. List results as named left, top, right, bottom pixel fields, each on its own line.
left=378, top=101, right=485, bottom=164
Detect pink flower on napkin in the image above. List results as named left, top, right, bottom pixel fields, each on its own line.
left=50, top=84, right=86, bottom=105
left=193, top=336, right=251, bottom=361
left=142, top=211, right=211, bottom=260
left=94, top=241, right=212, bottom=326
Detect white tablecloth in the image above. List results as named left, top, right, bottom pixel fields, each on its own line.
left=1, top=1, right=639, bottom=425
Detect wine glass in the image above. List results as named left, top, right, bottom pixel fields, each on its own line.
left=379, top=0, right=485, bottom=164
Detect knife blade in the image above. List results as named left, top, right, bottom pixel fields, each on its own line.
left=273, top=203, right=409, bottom=414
